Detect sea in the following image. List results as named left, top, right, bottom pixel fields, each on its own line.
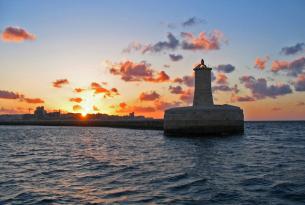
left=0, top=122, right=305, bottom=205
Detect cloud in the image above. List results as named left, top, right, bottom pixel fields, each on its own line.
left=154, top=100, right=181, bottom=111
left=280, top=43, right=305, bottom=55
left=122, top=41, right=150, bottom=53
left=239, top=75, right=292, bottom=99
left=0, top=107, right=22, bottom=114
left=53, top=79, right=69, bottom=88
left=233, top=95, right=255, bottom=102
left=145, top=32, right=179, bottom=53
left=123, top=33, right=179, bottom=54
left=93, top=105, right=99, bottom=112
left=215, top=64, right=235, bottom=73
left=293, top=73, right=305, bottom=91
left=272, top=107, right=281, bottom=111
left=182, top=17, right=205, bottom=27
left=69, top=97, right=82, bottom=103
left=179, top=89, right=193, bottom=104
left=215, top=72, right=228, bottom=84
left=74, top=88, right=85, bottom=93
left=73, top=105, right=83, bottom=112
left=116, top=103, right=155, bottom=114
left=169, top=54, right=183, bottom=62
left=169, top=85, right=184, bottom=94
left=1, top=26, right=36, bottom=42
left=297, top=102, right=305, bottom=106
left=163, top=64, right=170, bottom=68
left=181, top=30, right=224, bottom=51
left=212, top=85, right=233, bottom=92
left=0, top=90, right=20, bottom=99
left=119, top=102, right=127, bottom=109
left=144, top=71, right=170, bottom=82
left=90, top=82, right=119, bottom=97
left=271, top=57, right=305, bottom=76
left=108, top=60, right=170, bottom=83
left=139, top=91, right=160, bottom=101
left=21, top=98, right=44, bottom=104
left=254, top=57, right=269, bottom=70
left=0, top=89, right=44, bottom=104
left=174, top=75, right=194, bottom=87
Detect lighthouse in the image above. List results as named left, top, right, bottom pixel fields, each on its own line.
left=193, top=61, right=214, bottom=107
left=164, top=59, right=244, bottom=136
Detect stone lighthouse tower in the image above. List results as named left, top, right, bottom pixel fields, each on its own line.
left=164, top=59, right=244, bottom=136
left=193, top=60, right=214, bottom=107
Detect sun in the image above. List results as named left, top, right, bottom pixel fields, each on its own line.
left=81, top=112, right=87, bottom=117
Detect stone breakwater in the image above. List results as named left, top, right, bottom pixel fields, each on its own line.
left=0, top=119, right=164, bottom=130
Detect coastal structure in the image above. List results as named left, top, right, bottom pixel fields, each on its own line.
left=164, top=59, right=244, bottom=136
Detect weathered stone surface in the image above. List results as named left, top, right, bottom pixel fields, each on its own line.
left=164, top=105, right=244, bottom=136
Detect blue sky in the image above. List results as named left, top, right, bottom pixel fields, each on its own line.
left=1, top=0, right=305, bottom=119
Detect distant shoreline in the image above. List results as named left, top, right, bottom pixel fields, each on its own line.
left=0, top=119, right=164, bottom=130
left=0, top=120, right=304, bottom=131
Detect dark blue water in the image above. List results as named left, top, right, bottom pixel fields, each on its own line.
left=0, top=122, right=305, bottom=204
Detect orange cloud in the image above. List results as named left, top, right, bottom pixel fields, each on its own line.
left=215, top=72, right=228, bottom=84
left=181, top=30, right=224, bottom=51
left=74, top=88, right=85, bottom=93
left=0, top=89, right=44, bottom=104
left=0, top=90, right=20, bottom=99
left=73, top=105, right=83, bottom=112
left=108, top=60, right=170, bottom=82
left=116, top=103, right=155, bottom=114
left=93, top=105, right=99, bottom=112
left=69, top=97, right=82, bottom=103
left=90, top=82, right=119, bottom=97
left=179, top=89, right=193, bottom=104
left=144, top=71, right=170, bottom=82
left=119, top=102, right=127, bottom=109
left=154, top=100, right=181, bottom=111
left=139, top=91, right=160, bottom=101
left=271, top=60, right=289, bottom=72
left=255, top=56, right=269, bottom=70
left=1, top=26, right=36, bottom=42
left=22, top=98, right=44, bottom=104
left=53, top=79, right=69, bottom=88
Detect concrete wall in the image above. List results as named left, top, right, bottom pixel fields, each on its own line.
left=193, top=69, right=214, bottom=107
left=164, top=106, right=244, bottom=136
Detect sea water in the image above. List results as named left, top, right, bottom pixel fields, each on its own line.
left=0, top=122, right=305, bottom=204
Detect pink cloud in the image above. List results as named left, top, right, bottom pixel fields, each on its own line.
left=1, top=26, right=36, bottom=42
left=181, top=30, right=224, bottom=51
left=215, top=72, right=228, bottom=84
left=271, top=60, right=289, bottom=72
left=108, top=60, right=170, bottom=83
left=139, top=91, right=160, bottom=101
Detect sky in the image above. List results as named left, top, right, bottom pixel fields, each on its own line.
left=0, top=0, right=305, bottom=120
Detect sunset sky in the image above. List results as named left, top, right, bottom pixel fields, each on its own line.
left=1, top=0, right=305, bottom=120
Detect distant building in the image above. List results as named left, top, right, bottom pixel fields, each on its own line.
left=46, top=111, right=61, bottom=119
left=34, top=106, right=47, bottom=119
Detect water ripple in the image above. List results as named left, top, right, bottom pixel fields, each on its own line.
left=0, top=122, right=305, bottom=204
